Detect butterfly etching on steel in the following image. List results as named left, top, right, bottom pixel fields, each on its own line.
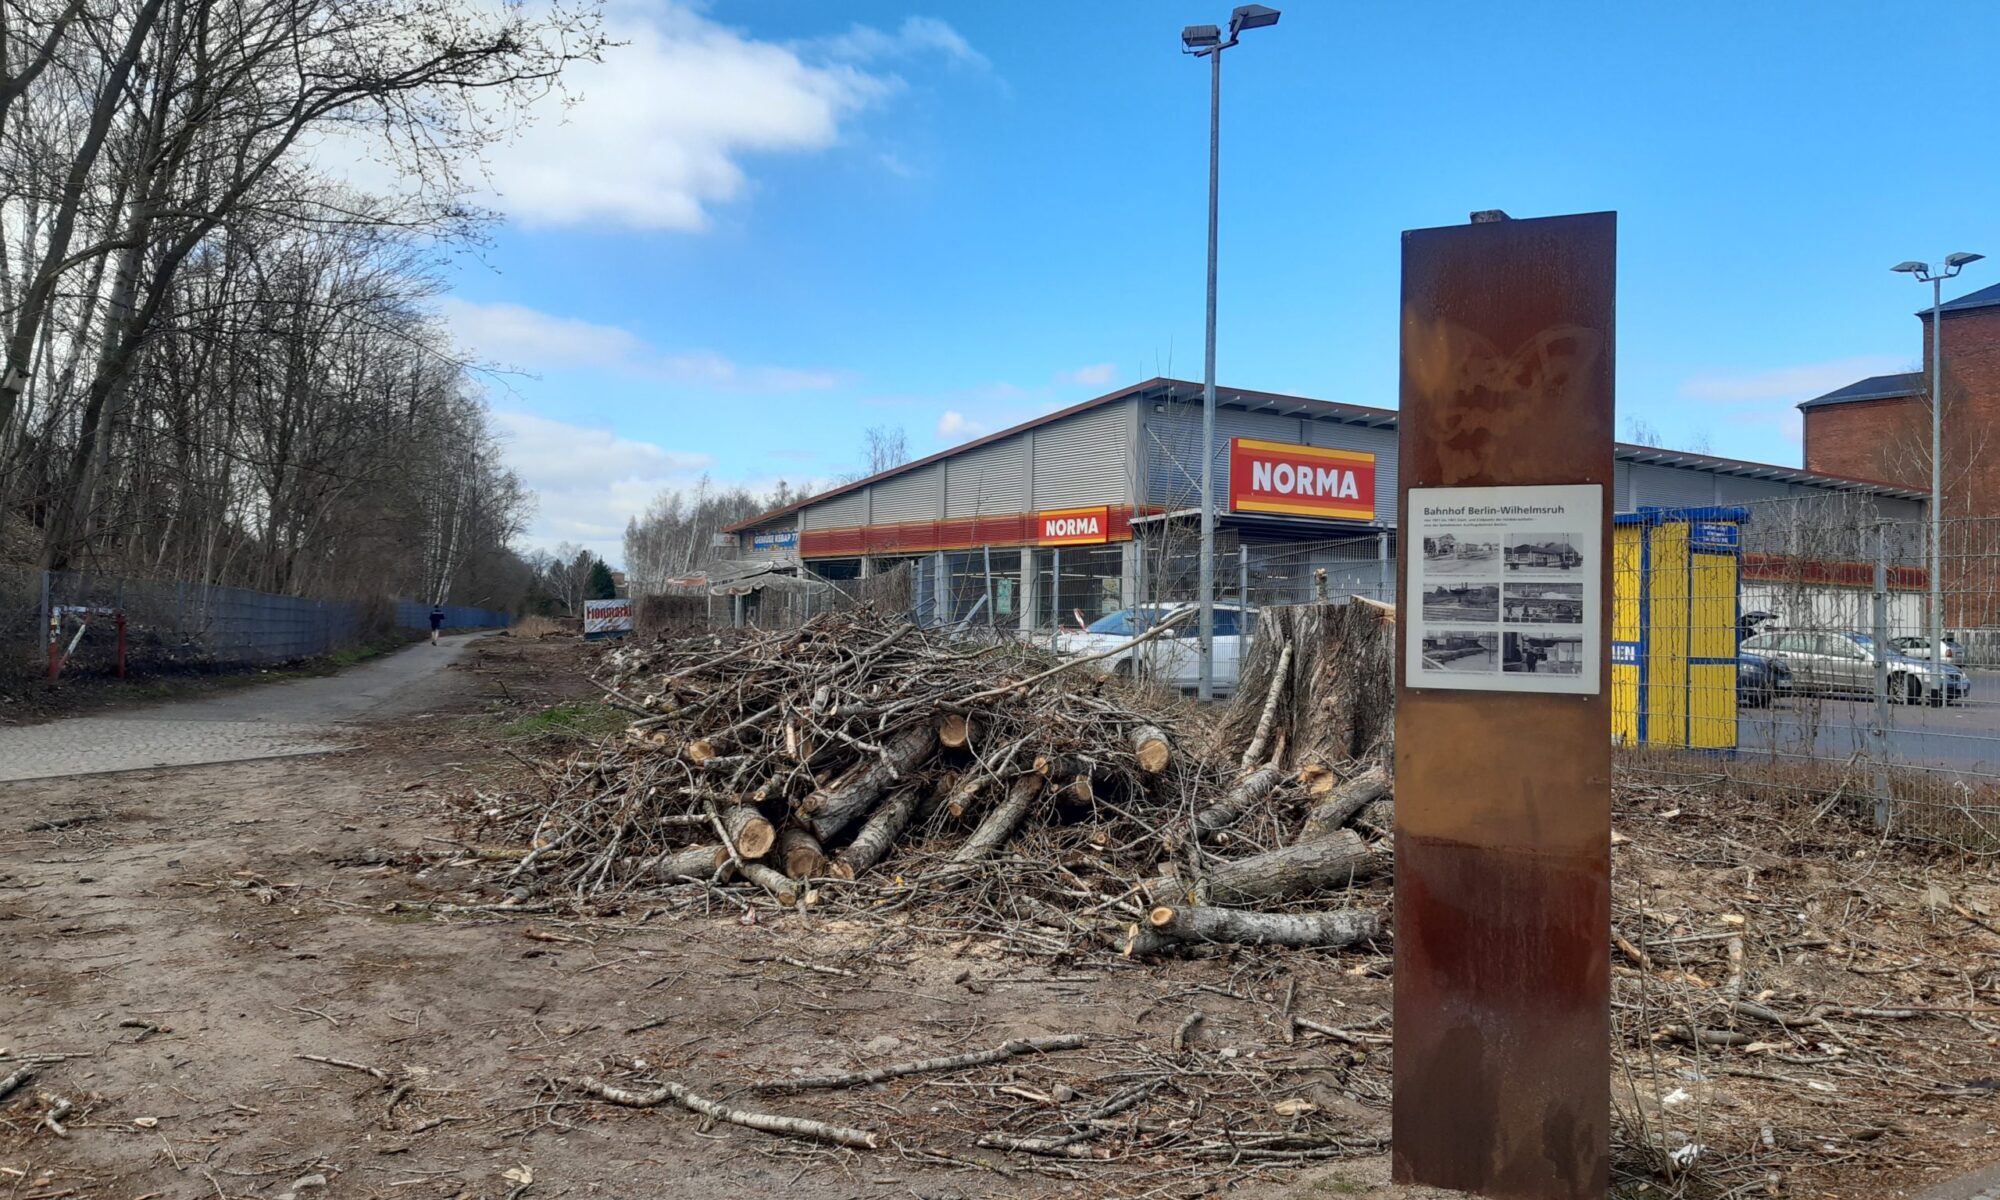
left=1401, top=314, right=1606, bottom=483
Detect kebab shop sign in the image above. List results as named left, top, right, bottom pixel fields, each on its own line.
left=1228, top=438, right=1376, bottom=521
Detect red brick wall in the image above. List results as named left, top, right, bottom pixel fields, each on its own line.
left=1926, top=307, right=2000, bottom=519
left=1802, top=395, right=1925, bottom=486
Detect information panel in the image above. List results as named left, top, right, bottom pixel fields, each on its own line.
left=583, top=598, right=633, bottom=640
left=1405, top=483, right=1602, bottom=695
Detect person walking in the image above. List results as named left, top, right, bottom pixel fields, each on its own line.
left=429, top=604, right=445, bottom=646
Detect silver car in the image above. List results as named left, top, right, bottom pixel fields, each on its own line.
left=1739, top=630, right=1967, bottom=706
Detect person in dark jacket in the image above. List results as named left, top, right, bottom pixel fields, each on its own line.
left=429, top=605, right=445, bottom=646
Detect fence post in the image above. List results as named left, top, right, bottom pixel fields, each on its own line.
left=1050, top=547, right=1062, bottom=649
left=1378, top=531, right=1391, bottom=602
left=39, top=569, right=50, bottom=653
left=982, top=544, right=994, bottom=629
left=1238, top=544, right=1250, bottom=610
left=1871, top=523, right=1892, bottom=830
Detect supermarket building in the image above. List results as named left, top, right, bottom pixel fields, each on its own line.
left=725, top=378, right=1926, bottom=628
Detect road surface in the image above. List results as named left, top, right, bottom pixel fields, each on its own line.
left=0, top=634, right=481, bottom=782
left=1737, top=667, right=2000, bottom=777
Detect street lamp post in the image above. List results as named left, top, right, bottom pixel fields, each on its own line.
left=1893, top=252, right=1983, bottom=682
left=1182, top=4, right=1279, bottom=702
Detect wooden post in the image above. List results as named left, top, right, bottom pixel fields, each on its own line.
left=1393, top=211, right=1614, bottom=1199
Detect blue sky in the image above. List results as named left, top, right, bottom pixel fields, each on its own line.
left=435, top=1, right=2000, bottom=564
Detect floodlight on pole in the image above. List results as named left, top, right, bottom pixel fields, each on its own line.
left=1892, top=250, right=1984, bottom=689
left=1183, top=5, right=1280, bottom=702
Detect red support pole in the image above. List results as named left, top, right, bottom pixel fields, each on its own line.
left=47, top=636, right=59, bottom=683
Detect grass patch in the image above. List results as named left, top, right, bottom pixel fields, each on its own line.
left=501, top=702, right=627, bottom=741
left=328, top=645, right=388, bottom=668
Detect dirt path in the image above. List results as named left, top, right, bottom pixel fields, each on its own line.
left=0, top=635, right=481, bottom=783
left=4, top=637, right=1990, bottom=1200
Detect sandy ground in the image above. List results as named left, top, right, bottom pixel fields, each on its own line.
left=3, top=636, right=1995, bottom=1200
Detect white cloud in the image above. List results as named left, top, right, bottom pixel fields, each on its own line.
left=439, top=298, right=841, bottom=391
left=1680, top=355, right=1907, bottom=405
left=474, top=6, right=978, bottom=230
left=1060, top=363, right=1118, bottom=387
left=937, top=409, right=988, bottom=440
left=493, top=410, right=714, bottom=562
left=813, top=16, right=991, bottom=71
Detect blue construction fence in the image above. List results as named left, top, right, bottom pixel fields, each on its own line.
left=2, top=567, right=511, bottom=675
left=395, top=599, right=513, bottom=632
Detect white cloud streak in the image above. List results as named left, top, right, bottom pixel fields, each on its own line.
left=440, top=298, right=841, bottom=391
left=493, top=410, right=713, bottom=563
left=1680, top=356, right=1908, bottom=405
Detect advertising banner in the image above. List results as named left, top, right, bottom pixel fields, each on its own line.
left=583, top=598, right=633, bottom=640
left=1228, top=438, right=1376, bottom=520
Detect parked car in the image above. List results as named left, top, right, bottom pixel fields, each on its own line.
left=1736, top=649, right=1789, bottom=708
left=1738, top=630, right=1967, bottom=706
left=1053, top=602, right=1258, bottom=697
left=1891, top=635, right=1963, bottom=665
left=1738, top=610, right=1781, bottom=643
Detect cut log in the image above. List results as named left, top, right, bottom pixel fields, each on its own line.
left=740, top=862, right=798, bottom=906
left=1192, top=766, right=1283, bottom=836
left=798, top=725, right=933, bottom=842
left=1148, top=904, right=1382, bottom=949
left=721, top=805, right=777, bottom=861
left=776, top=825, right=827, bottom=880
left=953, top=774, right=1045, bottom=863
left=686, top=738, right=722, bottom=765
left=1300, top=766, right=1390, bottom=838
left=1297, top=762, right=1337, bottom=798
left=1148, top=830, right=1383, bottom=906
left=831, top=786, right=922, bottom=879
left=649, top=844, right=727, bottom=884
left=1239, top=642, right=1293, bottom=771
left=936, top=713, right=972, bottom=749
left=942, top=772, right=987, bottom=821
left=1129, top=725, right=1172, bottom=775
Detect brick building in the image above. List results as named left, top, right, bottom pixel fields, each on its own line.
left=1802, top=280, right=2000, bottom=512
left=1802, top=280, right=2000, bottom=623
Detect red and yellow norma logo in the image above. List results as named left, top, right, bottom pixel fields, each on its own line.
left=1228, top=438, right=1376, bottom=521
left=1038, top=505, right=1110, bottom=546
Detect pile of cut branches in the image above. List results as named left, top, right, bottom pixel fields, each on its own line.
left=455, top=609, right=1393, bottom=956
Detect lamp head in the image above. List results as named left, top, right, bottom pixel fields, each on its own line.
left=1891, top=261, right=1929, bottom=275
left=1229, top=4, right=1281, bottom=35
left=1181, top=23, right=1221, bottom=49
left=1944, top=251, right=1985, bottom=270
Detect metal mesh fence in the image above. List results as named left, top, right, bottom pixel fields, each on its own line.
left=1616, top=495, right=2000, bottom=850
left=5, top=569, right=509, bottom=679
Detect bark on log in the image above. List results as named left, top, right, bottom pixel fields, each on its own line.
left=721, top=805, right=777, bottom=861
left=649, top=844, right=727, bottom=884
left=1192, top=766, right=1284, bottom=836
left=776, top=825, right=827, bottom=880
left=1240, top=642, right=1293, bottom=771
left=831, top=786, right=922, bottom=879
left=1129, top=725, right=1172, bottom=775
left=740, top=862, right=798, bottom=906
left=1300, top=766, right=1390, bottom=838
left=798, top=725, right=933, bottom=842
left=1148, top=904, right=1382, bottom=949
left=953, top=774, right=1044, bottom=862
left=1148, top=830, right=1383, bottom=906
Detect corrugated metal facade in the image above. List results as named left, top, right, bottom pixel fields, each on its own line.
left=1306, top=421, right=1399, bottom=524
left=944, top=437, right=1028, bottom=517
left=802, top=487, right=867, bottom=529
left=868, top=464, right=942, bottom=523
left=1033, top=400, right=1133, bottom=509
left=1630, top=462, right=1718, bottom=509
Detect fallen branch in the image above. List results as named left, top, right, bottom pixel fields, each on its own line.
left=564, top=1074, right=881, bottom=1149
left=754, top=1034, right=1088, bottom=1094
left=294, top=1054, right=391, bottom=1081
left=1145, top=905, right=1382, bottom=950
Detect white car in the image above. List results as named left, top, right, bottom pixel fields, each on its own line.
left=1052, top=603, right=1258, bottom=697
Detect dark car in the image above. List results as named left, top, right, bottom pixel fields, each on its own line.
left=1737, top=650, right=1788, bottom=708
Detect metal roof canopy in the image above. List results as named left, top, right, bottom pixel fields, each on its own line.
left=725, top=376, right=1926, bottom=534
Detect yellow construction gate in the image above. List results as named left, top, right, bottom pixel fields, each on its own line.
left=1612, top=507, right=1747, bottom=749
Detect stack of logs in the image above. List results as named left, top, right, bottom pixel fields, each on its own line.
left=473, top=609, right=1398, bottom=957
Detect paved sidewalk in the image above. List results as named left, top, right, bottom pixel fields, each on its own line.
left=0, top=634, right=481, bottom=782
left=1917, top=1163, right=2000, bottom=1200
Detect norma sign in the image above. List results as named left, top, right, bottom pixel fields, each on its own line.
left=1228, top=438, right=1376, bottom=520
left=1038, top=505, right=1110, bottom=546
left=583, top=598, right=633, bottom=640
left=750, top=530, right=798, bottom=551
